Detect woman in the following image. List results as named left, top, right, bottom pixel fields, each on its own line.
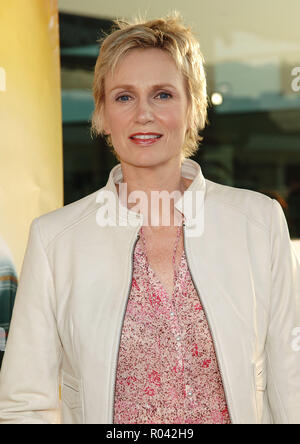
left=0, top=13, right=299, bottom=425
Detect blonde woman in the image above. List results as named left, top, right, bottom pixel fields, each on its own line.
left=0, top=13, right=299, bottom=425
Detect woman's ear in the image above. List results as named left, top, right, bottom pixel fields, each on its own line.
left=102, top=113, right=111, bottom=136
left=99, top=108, right=111, bottom=136
left=102, top=116, right=110, bottom=135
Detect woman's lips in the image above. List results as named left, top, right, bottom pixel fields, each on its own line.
left=129, top=133, right=163, bottom=146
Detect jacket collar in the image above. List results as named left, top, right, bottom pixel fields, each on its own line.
left=100, top=158, right=206, bottom=228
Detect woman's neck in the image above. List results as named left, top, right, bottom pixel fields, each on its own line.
left=115, top=175, right=192, bottom=229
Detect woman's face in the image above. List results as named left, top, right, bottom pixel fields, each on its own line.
left=102, top=48, right=190, bottom=167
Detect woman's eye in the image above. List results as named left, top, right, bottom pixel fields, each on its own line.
left=157, top=92, right=172, bottom=99
left=116, top=92, right=172, bottom=102
left=116, top=95, right=131, bottom=102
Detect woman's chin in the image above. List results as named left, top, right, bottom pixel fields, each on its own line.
left=122, top=155, right=174, bottom=169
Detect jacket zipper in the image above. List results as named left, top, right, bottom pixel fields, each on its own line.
left=110, top=230, right=141, bottom=423
left=182, top=221, right=234, bottom=424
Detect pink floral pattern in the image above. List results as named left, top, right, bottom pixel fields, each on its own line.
left=113, top=235, right=231, bottom=424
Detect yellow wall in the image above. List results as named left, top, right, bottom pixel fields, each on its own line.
left=0, top=0, right=63, bottom=275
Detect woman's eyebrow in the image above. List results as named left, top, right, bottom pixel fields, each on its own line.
left=151, top=84, right=178, bottom=91
left=108, top=83, right=177, bottom=93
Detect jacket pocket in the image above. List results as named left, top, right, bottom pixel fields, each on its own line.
left=61, top=371, right=83, bottom=422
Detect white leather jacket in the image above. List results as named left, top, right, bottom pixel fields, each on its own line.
left=0, top=158, right=299, bottom=424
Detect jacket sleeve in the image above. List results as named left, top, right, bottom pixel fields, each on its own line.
left=266, top=199, right=300, bottom=424
left=0, top=218, right=62, bottom=424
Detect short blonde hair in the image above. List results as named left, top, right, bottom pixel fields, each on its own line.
left=91, top=12, right=208, bottom=163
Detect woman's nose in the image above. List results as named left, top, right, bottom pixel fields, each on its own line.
left=134, top=98, right=154, bottom=125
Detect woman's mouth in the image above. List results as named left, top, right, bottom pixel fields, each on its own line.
left=129, top=133, right=163, bottom=146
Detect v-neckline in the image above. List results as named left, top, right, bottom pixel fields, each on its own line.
left=138, top=240, right=185, bottom=299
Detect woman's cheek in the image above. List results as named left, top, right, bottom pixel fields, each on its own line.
left=160, top=108, right=185, bottom=130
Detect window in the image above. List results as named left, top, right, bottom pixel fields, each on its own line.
left=59, top=6, right=300, bottom=242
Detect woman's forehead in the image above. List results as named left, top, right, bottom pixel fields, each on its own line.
left=116, top=47, right=178, bottom=69
left=105, top=48, right=184, bottom=89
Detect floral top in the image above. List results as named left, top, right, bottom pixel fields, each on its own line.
left=113, top=232, right=231, bottom=424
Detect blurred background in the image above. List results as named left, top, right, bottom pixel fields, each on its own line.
left=58, top=0, right=300, bottom=247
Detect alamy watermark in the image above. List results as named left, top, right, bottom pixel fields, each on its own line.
left=0, top=66, right=6, bottom=92
left=291, top=327, right=300, bottom=352
left=95, top=186, right=205, bottom=237
left=291, top=67, right=300, bottom=92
